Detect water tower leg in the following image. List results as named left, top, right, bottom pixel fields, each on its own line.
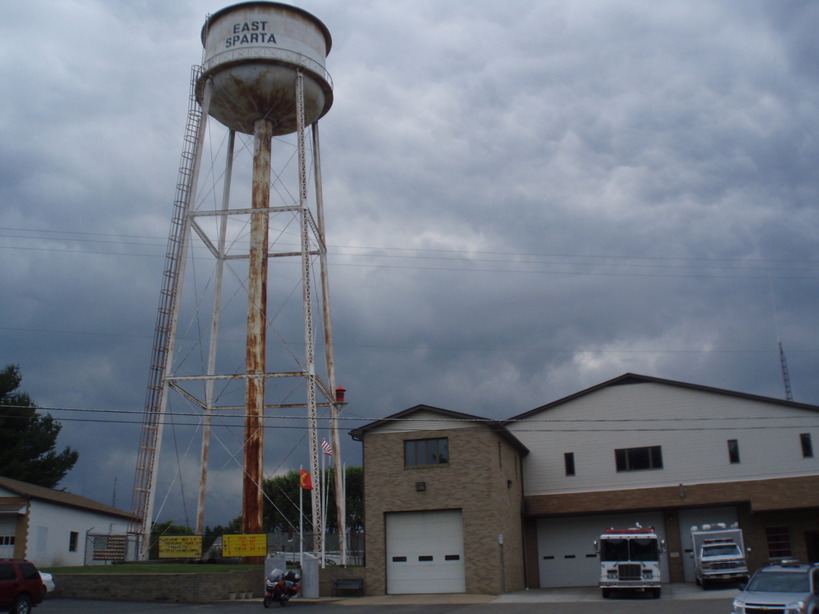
left=196, top=129, right=236, bottom=536
left=243, top=118, right=272, bottom=542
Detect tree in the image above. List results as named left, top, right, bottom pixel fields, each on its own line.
left=203, top=516, right=242, bottom=552
left=262, top=466, right=364, bottom=533
left=0, top=364, right=78, bottom=488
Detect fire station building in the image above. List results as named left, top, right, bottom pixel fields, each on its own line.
left=350, top=373, right=819, bottom=595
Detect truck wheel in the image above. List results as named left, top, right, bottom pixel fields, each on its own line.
left=601, top=588, right=610, bottom=598
left=12, top=595, right=32, bottom=614
left=652, top=587, right=661, bottom=599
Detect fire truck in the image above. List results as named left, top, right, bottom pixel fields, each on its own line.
left=594, top=525, right=665, bottom=598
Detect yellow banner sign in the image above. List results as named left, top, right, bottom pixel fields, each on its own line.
left=158, top=535, right=202, bottom=559
left=222, top=533, right=267, bottom=557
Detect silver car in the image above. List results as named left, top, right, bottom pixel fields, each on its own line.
left=731, top=560, right=819, bottom=614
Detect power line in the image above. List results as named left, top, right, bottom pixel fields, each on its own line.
left=1, top=404, right=815, bottom=431
left=3, top=227, right=819, bottom=278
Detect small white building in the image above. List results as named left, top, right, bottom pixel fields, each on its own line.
left=0, top=476, right=136, bottom=567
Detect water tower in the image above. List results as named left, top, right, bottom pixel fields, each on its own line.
left=130, top=1, right=345, bottom=561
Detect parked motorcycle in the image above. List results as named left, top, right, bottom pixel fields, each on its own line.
left=263, top=569, right=300, bottom=607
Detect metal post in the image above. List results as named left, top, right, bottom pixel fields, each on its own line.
left=243, top=118, right=272, bottom=537
left=196, top=129, right=235, bottom=535
left=312, top=122, right=347, bottom=564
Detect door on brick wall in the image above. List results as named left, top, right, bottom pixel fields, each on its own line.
left=385, top=510, right=465, bottom=594
left=536, top=512, right=667, bottom=588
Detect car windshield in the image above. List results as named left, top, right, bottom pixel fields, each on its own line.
left=747, top=571, right=809, bottom=593
left=703, top=545, right=740, bottom=556
left=600, top=538, right=659, bottom=562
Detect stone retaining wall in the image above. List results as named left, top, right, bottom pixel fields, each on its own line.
left=54, top=569, right=261, bottom=602
left=52, top=566, right=370, bottom=602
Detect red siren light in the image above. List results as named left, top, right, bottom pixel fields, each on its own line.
left=335, top=386, right=346, bottom=404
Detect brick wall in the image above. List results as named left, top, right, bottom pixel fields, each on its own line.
left=362, top=427, right=526, bottom=595
left=524, top=474, right=819, bottom=516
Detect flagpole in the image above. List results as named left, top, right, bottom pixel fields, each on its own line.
left=324, top=447, right=330, bottom=563
left=320, top=444, right=326, bottom=566
left=342, top=461, right=347, bottom=563
left=299, top=465, right=304, bottom=571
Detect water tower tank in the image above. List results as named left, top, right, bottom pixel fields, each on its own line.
left=198, top=1, right=333, bottom=135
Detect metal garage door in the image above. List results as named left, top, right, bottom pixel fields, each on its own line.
left=385, top=510, right=465, bottom=594
left=0, top=517, right=15, bottom=558
left=537, top=512, right=668, bottom=588
left=678, top=506, right=738, bottom=582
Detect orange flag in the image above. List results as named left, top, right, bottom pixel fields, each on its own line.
left=299, top=469, right=313, bottom=490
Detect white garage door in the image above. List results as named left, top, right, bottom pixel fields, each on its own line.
left=0, top=517, right=15, bottom=558
left=678, top=506, right=739, bottom=582
left=386, top=510, right=465, bottom=594
left=537, top=512, right=668, bottom=588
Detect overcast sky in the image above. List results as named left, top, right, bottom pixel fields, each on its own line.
left=2, top=0, right=818, bottom=529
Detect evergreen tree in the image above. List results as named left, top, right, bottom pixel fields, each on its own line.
left=0, top=364, right=79, bottom=488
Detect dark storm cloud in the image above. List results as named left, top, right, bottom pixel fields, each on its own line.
left=1, top=0, right=817, bottom=525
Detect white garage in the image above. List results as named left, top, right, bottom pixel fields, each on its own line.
left=385, top=510, right=466, bottom=594
left=536, top=512, right=669, bottom=588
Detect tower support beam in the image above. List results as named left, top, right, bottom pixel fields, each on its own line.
left=243, top=118, right=273, bottom=538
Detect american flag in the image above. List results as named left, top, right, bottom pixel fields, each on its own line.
left=321, top=439, right=333, bottom=455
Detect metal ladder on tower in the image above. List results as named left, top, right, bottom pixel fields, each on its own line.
left=129, top=65, right=205, bottom=550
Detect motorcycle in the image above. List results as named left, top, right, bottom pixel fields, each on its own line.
left=263, top=569, right=300, bottom=607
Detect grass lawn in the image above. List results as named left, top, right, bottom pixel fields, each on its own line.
left=43, top=563, right=264, bottom=574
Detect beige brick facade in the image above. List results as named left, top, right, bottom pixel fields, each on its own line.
left=359, top=422, right=527, bottom=595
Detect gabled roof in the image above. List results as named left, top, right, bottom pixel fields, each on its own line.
left=350, top=404, right=529, bottom=456
left=506, top=372, right=819, bottom=422
left=0, top=476, right=136, bottom=521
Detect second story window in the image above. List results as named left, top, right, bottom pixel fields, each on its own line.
left=564, top=452, right=576, bottom=476
left=727, top=439, right=741, bottom=464
left=405, top=437, right=449, bottom=467
left=800, top=433, right=814, bottom=458
left=615, top=445, right=663, bottom=472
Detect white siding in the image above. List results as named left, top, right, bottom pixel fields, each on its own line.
left=372, top=410, right=475, bottom=434
left=508, top=382, right=819, bottom=496
left=27, top=499, right=130, bottom=567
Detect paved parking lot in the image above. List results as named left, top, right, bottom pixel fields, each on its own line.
left=42, top=584, right=739, bottom=614
left=337, top=583, right=738, bottom=605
